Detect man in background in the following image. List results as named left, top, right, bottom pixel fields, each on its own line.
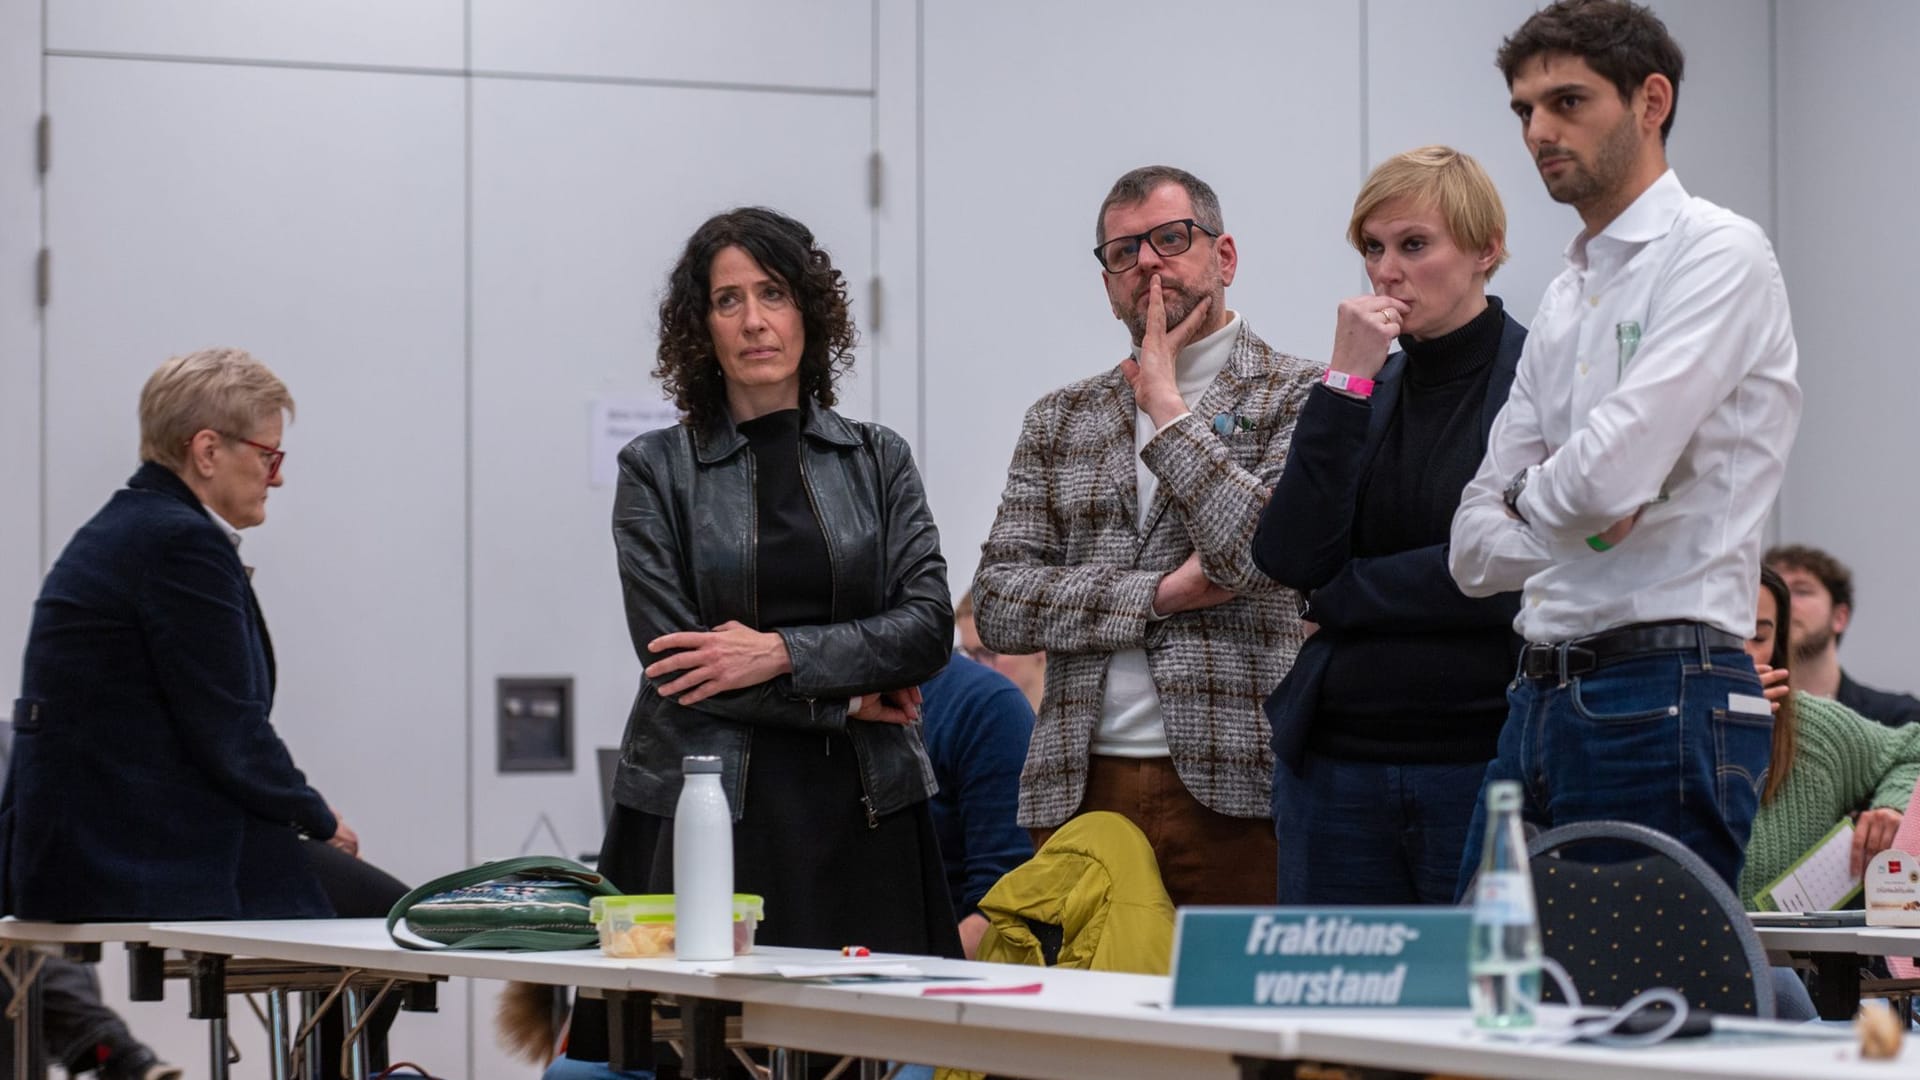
left=920, top=649, right=1036, bottom=957
left=955, top=590, right=1045, bottom=714
left=1767, top=543, right=1920, bottom=727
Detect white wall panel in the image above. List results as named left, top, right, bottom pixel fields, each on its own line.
left=922, top=0, right=1363, bottom=598
left=872, top=0, right=921, bottom=449
left=472, top=0, right=870, bottom=91
left=1649, top=0, right=1775, bottom=233
left=0, top=0, right=42, bottom=708
left=48, top=0, right=463, bottom=69
left=43, top=54, right=468, bottom=1071
left=1776, top=1, right=1918, bottom=692
left=467, top=78, right=875, bottom=961
left=1369, top=0, right=1774, bottom=328
left=1367, top=0, right=1571, bottom=327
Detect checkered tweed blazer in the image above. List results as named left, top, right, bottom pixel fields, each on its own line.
left=973, top=321, right=1318, bottom=828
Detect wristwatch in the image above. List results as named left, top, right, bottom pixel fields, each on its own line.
left=1502, top=469, right=1532, bottom=525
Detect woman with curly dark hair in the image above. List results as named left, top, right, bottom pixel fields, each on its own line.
left=600, top=206, right=961, bottom=959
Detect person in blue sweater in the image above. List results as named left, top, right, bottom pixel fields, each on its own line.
left=1252, top=147, right=1525, bottom=904
left=920, top=650, right=1036, bottom=958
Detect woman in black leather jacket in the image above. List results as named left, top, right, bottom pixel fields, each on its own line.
left=601, top=206, right=960, bottom=958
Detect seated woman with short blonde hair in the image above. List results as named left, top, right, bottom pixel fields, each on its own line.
left=2, top=347, right=348, bottom=922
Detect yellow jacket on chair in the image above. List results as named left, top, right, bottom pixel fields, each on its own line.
left=975, top=810, right=1175, bottom=974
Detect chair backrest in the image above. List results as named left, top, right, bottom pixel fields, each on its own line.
left=1525, top=820, right=1776, bottom=1018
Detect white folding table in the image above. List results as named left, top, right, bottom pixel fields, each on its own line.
left=140, top=917, right=1920, bottom=1080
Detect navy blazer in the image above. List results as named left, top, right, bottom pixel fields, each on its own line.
left=3, top=462, right=335, bottom=920
left=1252, top=312, right=1527, bottom=774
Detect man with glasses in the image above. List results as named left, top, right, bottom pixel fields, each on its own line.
left=972, top=165, right=1318, bottom=906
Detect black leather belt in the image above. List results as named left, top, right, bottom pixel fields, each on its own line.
left=1520, top=621, right=1745, bottom=680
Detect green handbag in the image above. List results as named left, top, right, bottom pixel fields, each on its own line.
left=385, top=855, right=623, bottom=951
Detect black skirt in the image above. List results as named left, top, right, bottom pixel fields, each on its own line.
left=598, top=724, right=962, bottom=959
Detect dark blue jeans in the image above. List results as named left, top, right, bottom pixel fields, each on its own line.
left=1458, top=639, right=1771, bottom=893
left=1274, top=754, right=1489, bottom=905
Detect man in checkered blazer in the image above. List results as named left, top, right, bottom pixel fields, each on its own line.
left=972, top=166, right=1318, bottom=906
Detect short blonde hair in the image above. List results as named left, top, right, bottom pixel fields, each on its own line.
left=1347, top=146, right=1509, bottom=280
left=138, top=348, right=295, bottom=469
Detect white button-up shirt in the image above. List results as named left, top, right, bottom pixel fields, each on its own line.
left=1450, top=170, right=1801, bottom=642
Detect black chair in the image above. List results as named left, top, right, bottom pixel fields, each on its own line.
left=1525, top=820, right=1776, bottom=1018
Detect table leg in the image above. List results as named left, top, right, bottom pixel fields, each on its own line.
left=299, top=990, right=322, bottom=1080
left=604, top=990, right=654, bottom=1073
left=343, top=987, right=370, bottom=1080
left=682, top=997, right=728, bottom=1080
left=207, top=1016, right=231, bottom=1080
left=8, top=946, right=28, bottom=1080
left=1810, top=952, right=1864, bottom=1021
left=6, top=944, right=47, bottom=1080
left=266, top=988, right=293, bottom=1080
left=771, top=1047, right=809, bottom=1080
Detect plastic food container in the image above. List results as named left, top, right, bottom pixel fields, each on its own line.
left=590, top=894, right=765, bottom=958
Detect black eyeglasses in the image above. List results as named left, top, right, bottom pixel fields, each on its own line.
left=1092, top=218, right=1219, bottom=274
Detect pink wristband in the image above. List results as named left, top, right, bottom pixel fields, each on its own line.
left=1323, top=368, right=1376, bottom=398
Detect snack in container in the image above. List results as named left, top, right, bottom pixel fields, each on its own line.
left=590, top=894, right=765, bottom=958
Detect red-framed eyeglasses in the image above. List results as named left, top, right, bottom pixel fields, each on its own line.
left=226, top=434, right=286, bottom=479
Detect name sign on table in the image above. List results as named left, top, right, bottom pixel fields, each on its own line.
left=1170, top=908, right=1470, bottom=1009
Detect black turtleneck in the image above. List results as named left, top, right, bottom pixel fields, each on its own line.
left=1312, top=295, right=1515, bottom=763
left=737, top=409, right=833, bottom=630
left=1355, top=295, right=1505, bottom=556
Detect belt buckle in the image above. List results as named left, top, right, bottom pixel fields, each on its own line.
left=1522, top=643, right=1557, bottom=680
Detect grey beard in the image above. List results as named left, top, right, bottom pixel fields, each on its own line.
left=1123, top=288, right=1205, bottom=345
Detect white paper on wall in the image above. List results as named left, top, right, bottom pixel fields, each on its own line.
left=591, top=395, right=680, bottom=488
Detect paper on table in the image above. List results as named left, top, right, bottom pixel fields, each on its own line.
left=772, top=962, right=925, bottom=980
left=1761, top=818, right=1861, bottom=913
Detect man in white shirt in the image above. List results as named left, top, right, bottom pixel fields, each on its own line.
left=973, top=166, right=1319, bottom=906
left=1450, top=0, right=1801, bottom=889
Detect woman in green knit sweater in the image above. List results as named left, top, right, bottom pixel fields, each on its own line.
left=1738, top=566, right=1920, bottom=908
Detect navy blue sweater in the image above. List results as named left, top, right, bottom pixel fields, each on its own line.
left=920, top=654, right=1035, bottom=916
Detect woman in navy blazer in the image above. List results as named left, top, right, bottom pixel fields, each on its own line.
left=1253, top=148, right=1525, bottom=905
left=2, top=348, right=345, bottom=920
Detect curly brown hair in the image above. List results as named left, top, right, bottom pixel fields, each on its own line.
left=653, top=207, right=857, bottom=427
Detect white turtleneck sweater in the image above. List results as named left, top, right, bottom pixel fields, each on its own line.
left=1093, top=311, right=1241, bottom=757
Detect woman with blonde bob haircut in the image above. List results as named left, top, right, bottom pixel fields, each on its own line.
left=3, top=347, right=358, bottom=923
left=1254, top=146, right=1529, bottom=904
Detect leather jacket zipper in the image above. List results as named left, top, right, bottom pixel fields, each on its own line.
left=796, top=449, right=838, bottom=622
left=746, top=454, right=759, bottom=630
left=799, top=442, right=878, bottom=827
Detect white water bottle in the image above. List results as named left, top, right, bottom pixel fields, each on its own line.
left=673, top=755, right=734, bottom=961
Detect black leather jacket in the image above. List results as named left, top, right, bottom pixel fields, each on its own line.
left=609, top=402, right=953, bottom=824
